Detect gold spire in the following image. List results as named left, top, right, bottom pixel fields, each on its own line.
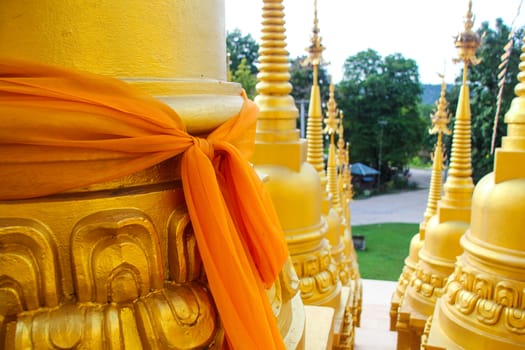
left=394, top=5, right=480, bottom=347
left=337, top=113, right=351, bottom=219
left=325, top=82, right=341, bottom=212
left=337, top=112, right=346, bottom=165
left=454, top=0, right=481, bottom=78
left=252, top=0, right=343, bottom=313
left=305, top=0, right=327, bottom=182
left=251, top=0, right=306, bottom=173
left=324, top=83, right=339, bottom=135
left=500, top=39, right=525, bottom=154
left=254, top=0, right=298, bottom=143
left=422, top=37, right=525, bottom=350
left=303, top=0, right=326, bottom=68
left=420, top=75, right=451, bottom=237
left=439, top=1, right=480, bottom=212
left=495, top=34, right=525, bottom=181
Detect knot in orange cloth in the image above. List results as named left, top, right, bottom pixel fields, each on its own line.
left=192, top=136, right=215, bottom=160
left=0, top=58, right=288, bottom=350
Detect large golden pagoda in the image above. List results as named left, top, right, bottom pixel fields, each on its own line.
left=395, top=2, right=480, bottom=349
left=251, top=1, right=361, bottom=348
left=422, top=34, right=525, bottom=350
left=390, top=75, right=451, bottom=331
left=0, top=1, right=298, bottom=349
left=303, top=1, right=361, bottom=347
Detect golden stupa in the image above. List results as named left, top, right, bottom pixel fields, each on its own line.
left=390, top=75, right=451, bottom=331
left=252, top=1, right=361, bottom=348
left=395, top=2, right=480, bottom=348
left=422, top=32, right=525, bottom=350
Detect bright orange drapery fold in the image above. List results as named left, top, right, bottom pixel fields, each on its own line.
left=0, top=58, right=288, bottom=350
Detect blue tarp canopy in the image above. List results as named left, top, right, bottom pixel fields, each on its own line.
left=351, top=162, right=380, bottom=176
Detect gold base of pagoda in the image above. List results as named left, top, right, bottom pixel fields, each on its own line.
left=396, top=303, right=428, bottom=350
left=0, top=161, right=306, bottom=349
left=423, top=296, right=525, bottom=350
left=390, top=262, right=417, bottom=331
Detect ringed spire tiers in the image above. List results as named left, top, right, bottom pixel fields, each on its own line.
left=395, top=2, right=480, bottom=348
left=304, top=0, right=328, bottom=180
left=422, top=75, right=452, bottom=232
left=325, top=82, right=342, bottom=214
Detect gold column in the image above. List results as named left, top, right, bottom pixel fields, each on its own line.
left=422, top=31, right=525, bottom=350
left=390, top=75, right=451, bottom=330
left=395, top=2, right=480, bottom=349
left=0, top=0, right=242, bottom=134
left=0, top=1, right=285, bottom=348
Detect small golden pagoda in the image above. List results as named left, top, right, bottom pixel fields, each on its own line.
left=395, top=2, right=480, bottom=349
left=325, top=84, right=363, bottom=328
left=422, top=35, right=525, bottom=350
left=252, top=0, right=338, bottom=310
left=390, top=75, right=451, bottom=330
left=337, top=113, right=364, bottom=329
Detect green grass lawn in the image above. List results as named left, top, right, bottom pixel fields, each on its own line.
left=352, top=223, right=418, bottom=281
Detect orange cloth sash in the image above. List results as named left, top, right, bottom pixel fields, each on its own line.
left=0, top=58, right=287, bottom=350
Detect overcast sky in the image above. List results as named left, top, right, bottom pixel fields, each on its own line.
left=225, top=0, right=524, bottom=84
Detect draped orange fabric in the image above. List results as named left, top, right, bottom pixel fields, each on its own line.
left=0, top=58, right=288, bottom=350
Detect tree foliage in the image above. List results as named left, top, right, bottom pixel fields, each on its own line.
left=226, top=28, right=259, bottom=97
left=446, top=19, right=524, bottom=183
left=226, top=28, right=259, bottom=75
left=232, top=58, right=257, bottom=99
left=337, top=49, right=425, bottom=178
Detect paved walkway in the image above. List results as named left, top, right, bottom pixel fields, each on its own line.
left=350, top=168, right=433, bottom=225
left=355, top=279, right=397, bottom=350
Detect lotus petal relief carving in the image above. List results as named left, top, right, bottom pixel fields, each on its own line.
left=71, top=209, right=164, bottom=304
left=0, top=218, right=60, bottom=314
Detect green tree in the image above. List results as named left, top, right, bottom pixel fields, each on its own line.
left=232, top=58, right=257, bottom=99
left=446, top=19, right=524, bottom=183
left=226, top=28, right=259, bottom=75
left=337, top=49, right=426, bottom=179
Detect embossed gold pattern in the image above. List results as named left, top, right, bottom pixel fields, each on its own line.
left=0, top=188, right=222, bottom=349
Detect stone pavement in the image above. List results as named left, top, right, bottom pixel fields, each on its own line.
left=354, top=280, right=397, bottom=350
left=350, top=168, right=432, bottom=225
left=350, top=168, right=433, bottom=349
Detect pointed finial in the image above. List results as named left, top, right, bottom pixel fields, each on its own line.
left=453, top=0, right=481, bottom=66
left=303, top=0, right=326, bottom=67
left=430, top=74, right=452, bottom=136
left=324, top=82, right=339, bottom=134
